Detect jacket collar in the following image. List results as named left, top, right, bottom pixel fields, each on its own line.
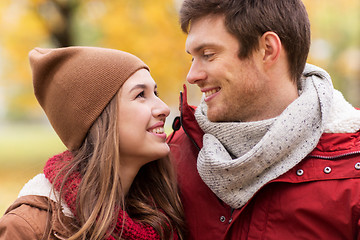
left=309, top=131, right=360, bottom=157
left=6, top=195, right=76, bottom=238
left=18, top=173, right=73, bottom=217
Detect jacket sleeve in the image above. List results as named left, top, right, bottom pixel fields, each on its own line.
left=0, top=205, right=45, bottom=240
left=358, top=218, right=360, bottom=240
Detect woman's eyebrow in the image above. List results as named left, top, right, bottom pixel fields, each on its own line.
left=129, top=83, right=157, bottom=93
left=130, top=84, right=146, bottom=92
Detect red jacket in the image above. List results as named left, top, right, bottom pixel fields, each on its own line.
left=168, top=86, right=360, bottom=240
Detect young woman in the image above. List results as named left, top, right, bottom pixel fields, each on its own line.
left=0, top=46, right=186, bottom=240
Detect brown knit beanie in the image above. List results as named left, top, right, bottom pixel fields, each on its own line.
left=29, top=46, right=148, bottom=151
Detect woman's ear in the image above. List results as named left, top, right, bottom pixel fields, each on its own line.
left=259, top=31, right=282, bottom=66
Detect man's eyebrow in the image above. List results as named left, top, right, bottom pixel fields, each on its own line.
left=186, top=43, right=219, bottom=54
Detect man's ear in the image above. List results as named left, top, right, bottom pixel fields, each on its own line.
left=259, top=31, right=282, bottom=66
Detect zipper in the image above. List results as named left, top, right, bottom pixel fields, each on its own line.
left=228, top=208, right=235, bottom=224
left=308, top=151, right=360, bottom=160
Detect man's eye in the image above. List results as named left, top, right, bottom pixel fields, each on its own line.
left=203, top=53, right=214, bottom=59
left=136, top=91, right=145, bottom=98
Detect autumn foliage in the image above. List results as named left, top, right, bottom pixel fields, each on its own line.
left=0, top=0, right=359, bottom=121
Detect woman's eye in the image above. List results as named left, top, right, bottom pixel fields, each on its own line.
left=136, top=91, right=145, bottom=98
left=154, top=91, right=159, bottom=97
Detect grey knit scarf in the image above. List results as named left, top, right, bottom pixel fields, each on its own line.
left=195, top=64, right=334, bottom=209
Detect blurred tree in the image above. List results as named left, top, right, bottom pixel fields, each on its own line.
left=303, top=0, right=360, bottom=106
left=95, top=0, right=189, bottom=106
left=29, top=0, right=79, bottom=47
left=0, top=0, right=359, bottom=122
left=0, top=0, right=49, bottom=121
left=0, top=0, right=189, bottom=121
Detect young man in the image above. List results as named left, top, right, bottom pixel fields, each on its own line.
left=168, top=0, right=360, bottom=239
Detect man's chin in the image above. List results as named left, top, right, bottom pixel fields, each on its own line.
left=207, top=108, right=238, bottom=122
left=207, top=110, right=224, bottom=122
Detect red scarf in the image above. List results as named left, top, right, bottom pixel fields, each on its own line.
left=43, top=151, right=174, bottom=240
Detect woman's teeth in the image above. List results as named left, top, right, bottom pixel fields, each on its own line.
left=151, top=127, right=164, bottom=134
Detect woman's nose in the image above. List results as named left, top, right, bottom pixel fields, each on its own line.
left=153, top=98, right=170, bottom=119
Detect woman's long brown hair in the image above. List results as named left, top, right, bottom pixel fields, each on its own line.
left=51, top=93, right=186, bottom=239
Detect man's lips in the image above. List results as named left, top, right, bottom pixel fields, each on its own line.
left=202, top=87, right=221, bottom=101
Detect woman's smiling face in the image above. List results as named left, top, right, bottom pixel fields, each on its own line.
left=117, top=69, right=170, bottom=170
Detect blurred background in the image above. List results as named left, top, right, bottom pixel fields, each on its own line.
left=0, top=0, right=359, bottom=214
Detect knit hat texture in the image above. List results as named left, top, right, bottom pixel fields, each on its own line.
left=29, top=46, right=148, bottom=150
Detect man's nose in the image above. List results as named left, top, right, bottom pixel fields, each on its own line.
left=186, top=61, right=207, bottom=84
